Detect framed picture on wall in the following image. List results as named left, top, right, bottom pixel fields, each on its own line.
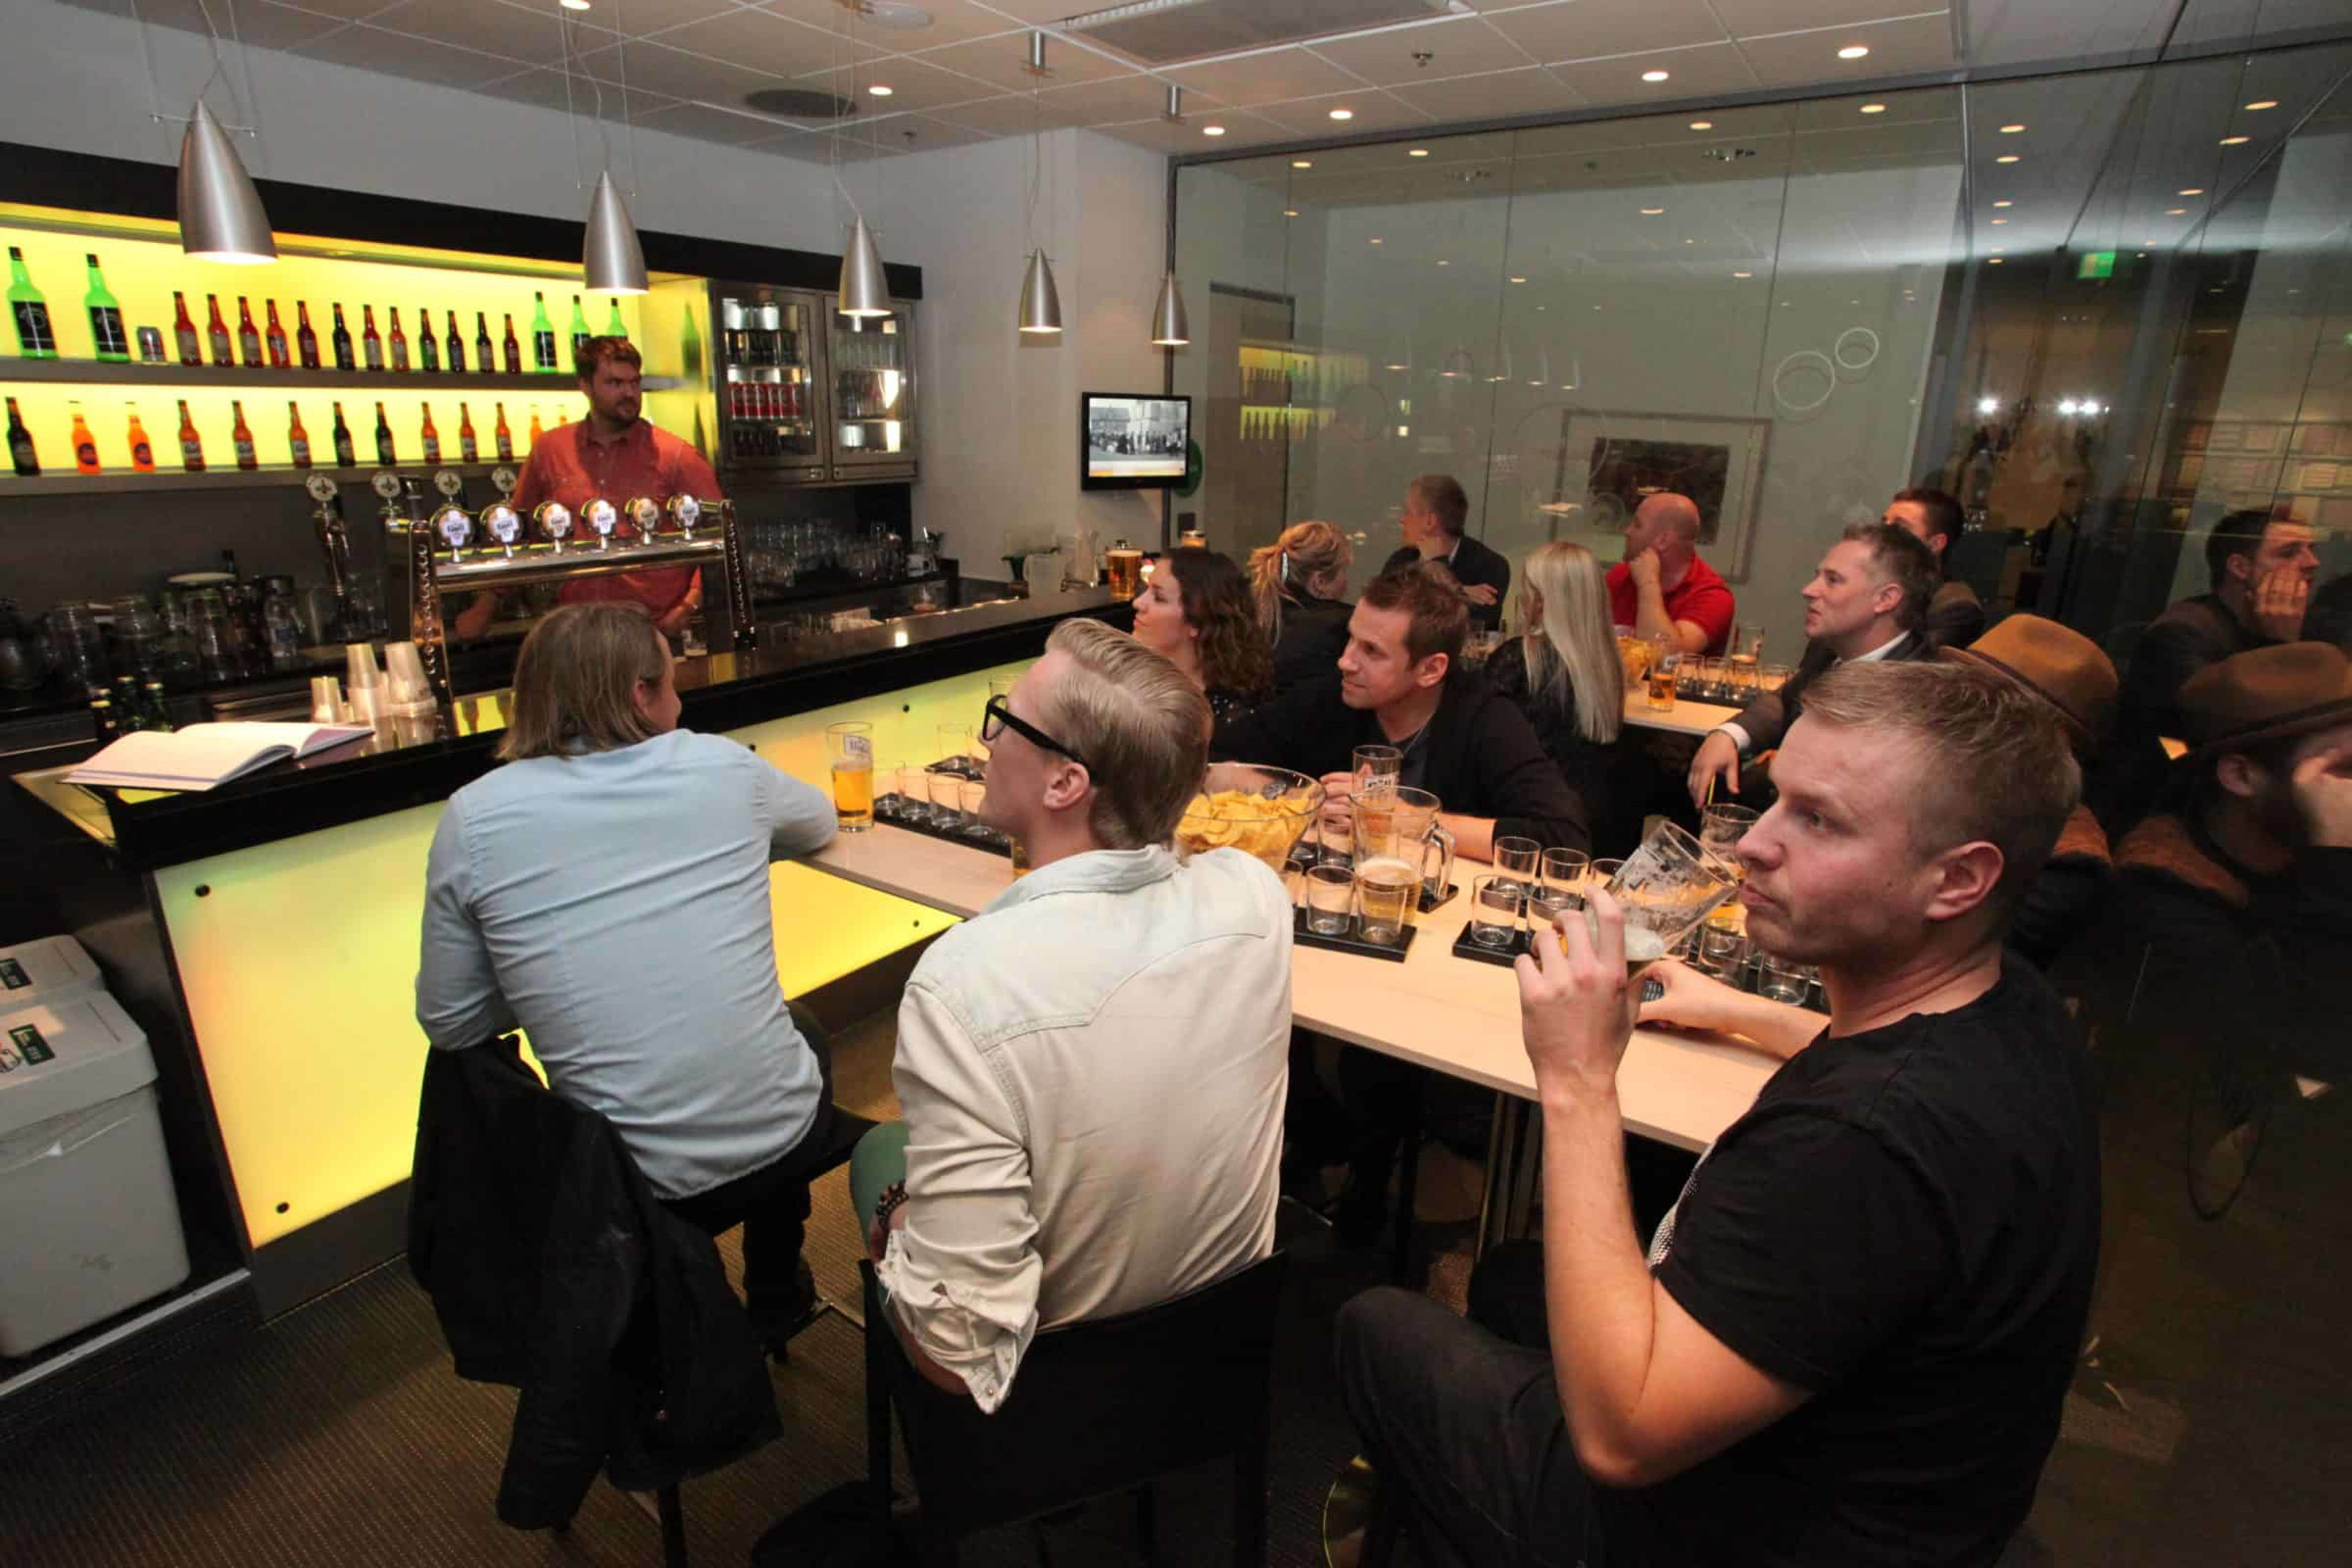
left=1542, top=410, right=1772, bottom=582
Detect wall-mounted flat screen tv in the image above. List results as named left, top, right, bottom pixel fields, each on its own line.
left=1081, top=393, right=1191, bottom=490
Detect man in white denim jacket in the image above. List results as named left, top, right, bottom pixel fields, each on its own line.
left=856, top=618, right=1294, bottom=1412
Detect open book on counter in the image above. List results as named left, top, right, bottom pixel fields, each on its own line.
left=64, top=722, right=375, bottom=793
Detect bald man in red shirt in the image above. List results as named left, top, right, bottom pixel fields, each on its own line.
left=460, top=336, right=722, bottom=641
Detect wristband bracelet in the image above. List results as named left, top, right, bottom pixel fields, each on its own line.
left=874, top=1181, right=910, bottom=1227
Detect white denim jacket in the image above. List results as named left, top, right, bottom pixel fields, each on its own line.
left=876, top=843, right=1293, bottom=1412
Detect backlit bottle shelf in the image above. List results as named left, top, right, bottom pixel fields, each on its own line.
left=0, top=462, right=519, bottom=498
left=0, top=359, right=682, bottom=393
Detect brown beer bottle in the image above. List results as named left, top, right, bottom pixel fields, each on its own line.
left=264, top=300, right=290, bottom=368
left=172, top=291, right=201, bottom=366
left=493, top=401, right=513, bottom=461
left=236, top=297, right=262, bottom=366
left=287, top=401, right=312, bottom=469
left=419, top=401, right=441, bottom=464
left=176, top=399, right=204, bottom=472
left=457, top=401, right=478, bottom=463
left=230, top=399, right=257, bottom=470
left=205, top=294, right=233, bottom=366
left=388, top=307, right=409, bottom=372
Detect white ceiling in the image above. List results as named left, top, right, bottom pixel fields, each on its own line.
left=72, top=0, right=2352, bottom=165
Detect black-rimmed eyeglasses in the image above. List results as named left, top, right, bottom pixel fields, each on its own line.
left=981, top=694, right=1088, bottom=771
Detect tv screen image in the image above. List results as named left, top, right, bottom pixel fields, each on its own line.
left=1083, top=394, right=1189, bottom=487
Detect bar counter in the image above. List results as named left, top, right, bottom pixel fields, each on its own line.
left=5, top=586, right=1123, bottom=1372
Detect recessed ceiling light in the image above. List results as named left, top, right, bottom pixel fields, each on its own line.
left=1642, top=70, right=1671, bottom=83
left=1992, top=217, right=2007, bottom=224
left=2219, top=135, right=2249, bottom=145
left=1640, top=206, right=1664, bottom=215
left=1988, top=257, right=2003, bottom=265
left=1368, top=236, right=1381, bottom=244
left=1202, top=124, right=1226, bottom=136
left=1283, top=208, right=1298, bottom=217
left=1509, top=276, right=1526, bottom=283
left=1408, top=148, right=1429, bottom=157
left=1999, top=123, right=2026, bottom=134
left=1838, top=45, right=1869, bottom=59
left=2166, top=206, right=2186, bottom=215
left=1293, top=159, right=1313, bottom=168
left=560, top=0, right=590, bottom=9
left=869, top=84, right=894, bottom=97
left=1329, top=108, right=1354, bottom=121
left=1733, top=270, right=1752, bottom=277
left=2245, top=99, right=2277, bottom=110
left=1689, top=119, right=1714, bottom=130
left=1992, top=199, right=2012, bottom=207
left=1859, top=103, right=1886, bottom=114
left=2178, top=187, right=2204, bottom=195
left=1996, top=154, right=2019, bottom=164
left=1436, top=259, right=1449, bottom=266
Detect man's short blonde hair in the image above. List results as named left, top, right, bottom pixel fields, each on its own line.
left=1035, top=617, right=1210, bottom=850
left=497, top=601, right=666, bottom=762
left=1799, top=660, right=2079, bottom=920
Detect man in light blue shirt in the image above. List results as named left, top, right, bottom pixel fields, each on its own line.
left=417, top=601, right=838, bottom=1350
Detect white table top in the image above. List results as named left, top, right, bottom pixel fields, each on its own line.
left=808, top=827, right=1780, bottom=1153
left=1619, top=689, right=1742, bottom=737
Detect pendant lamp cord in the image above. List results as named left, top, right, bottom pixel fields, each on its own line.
left=131, top=0, right=264, bottom=151
left=556, top=5, right=586, bottom=193
left=829, top=4, right=867, bottom=226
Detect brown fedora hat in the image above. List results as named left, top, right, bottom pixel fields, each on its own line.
left=1939, top=614, right=2119, bottom=743
left=2181, top=641, right=2352, bottom=758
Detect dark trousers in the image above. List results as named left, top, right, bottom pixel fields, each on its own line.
left=660, top=1001, right=835, bottom=1342
left=1335, top=1243, right=1600, bottom=1568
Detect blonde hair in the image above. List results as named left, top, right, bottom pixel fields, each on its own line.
left=497, top=601, right=667, bottom=762
left=1248, top=520, right=1354, bottom=638
left=1036, top=617, right=1211, bottom=850
left=1800, top=662, right=2080, bottom=921
left=1517, top=541, right=1623, bottom=745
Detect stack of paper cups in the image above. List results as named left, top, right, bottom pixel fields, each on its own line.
left=382, top=642, right=434, bottom=715
left=344, top=644, right=384, bottom=724
left=309, top=676, right=345, bottom=725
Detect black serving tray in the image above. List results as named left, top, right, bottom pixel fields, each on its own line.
left=1292, top=904, right=1419, bottom=963
left=873, top=792, right=1012, bottom=859
left=1451, top=925, right=1531, bottom=968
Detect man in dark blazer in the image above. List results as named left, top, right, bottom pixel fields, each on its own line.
left=1688, top=522, right=1941, bottom=806
left=1382, top=472, right=1512, bottom=633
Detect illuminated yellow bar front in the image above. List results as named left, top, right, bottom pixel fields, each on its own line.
left=154, top=657, right=1027, bottom=1250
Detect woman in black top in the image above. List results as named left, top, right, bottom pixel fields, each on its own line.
left=1248, top=520, right=1355, bottom=694
left=1130, top=548, right=1273, bottom=726
left=1485, top=540, right=1634, bottom=850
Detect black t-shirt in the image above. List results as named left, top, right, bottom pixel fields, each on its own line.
left=1598, top=954, right=2099, bottom=1567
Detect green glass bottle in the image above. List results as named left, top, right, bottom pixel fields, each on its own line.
left=8, top=247, right=57, bottom=358
left=531, top=290, right=558, bottom=373
left=83, top=253, right=129, bottom=361
left=606, top=298, right=627, bottom=339
left=568, top=292, right=590, bottom=364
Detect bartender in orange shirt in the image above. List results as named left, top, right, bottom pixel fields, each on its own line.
left=456, top=336, right=722, bottom=640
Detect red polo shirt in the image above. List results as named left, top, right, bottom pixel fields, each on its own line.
left=1607, top=554, right=1736, bottom=655
left=511, top=418, right=723, bottom=620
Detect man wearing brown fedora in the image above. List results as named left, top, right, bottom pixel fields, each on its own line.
left=1941, top=614, right=2121, bottom=966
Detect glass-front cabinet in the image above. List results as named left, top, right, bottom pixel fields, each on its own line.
left=712, top=284, right=827, bottom=482
left=827, top=301, right=918, bottom=481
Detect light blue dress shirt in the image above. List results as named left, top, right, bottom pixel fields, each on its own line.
left=415, top=727, right=838, bottom=1199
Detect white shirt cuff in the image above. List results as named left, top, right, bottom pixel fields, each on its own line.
left=1715, top=722, right=1752, bottom=754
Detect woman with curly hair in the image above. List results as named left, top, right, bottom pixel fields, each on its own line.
left=1247, top=519, right=1355, bottom=695
left=1129, top=549, right=1274, bottom=726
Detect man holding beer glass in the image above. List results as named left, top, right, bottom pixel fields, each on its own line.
left=1338, top=661, right=2099, bottom=1567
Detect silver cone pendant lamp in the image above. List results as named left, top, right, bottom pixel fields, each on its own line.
left=1149, top=271, right=1189, bottom=346
left=582, top=171, right=647, bottom=294
left=1019, top=246, right=1063, bottom=334
left=840, top=214, right=891, bottom=318
left=178, top=99, right=276, bottom=265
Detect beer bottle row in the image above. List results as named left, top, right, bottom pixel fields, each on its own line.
left=7, top=247, right=624, bottom=375
left=8, top=394, right=551, bottom=477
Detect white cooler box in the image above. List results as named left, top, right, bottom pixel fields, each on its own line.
left=0, top=933, right=104, bottom=1011
left=0, top=989, right=191, bottom=1357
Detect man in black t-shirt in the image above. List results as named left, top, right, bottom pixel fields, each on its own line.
left=1336, top=660, right=2100, bottom=1567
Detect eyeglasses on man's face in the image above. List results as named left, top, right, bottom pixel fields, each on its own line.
left=981, top=694, right=1088, bottom=772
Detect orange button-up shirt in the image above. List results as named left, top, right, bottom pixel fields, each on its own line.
left=511, top=418, right=723, bottom=620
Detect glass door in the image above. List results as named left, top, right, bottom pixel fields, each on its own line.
left=714, top=284, right=827, bottom=480
left=827, top=302, right=917, bottom=478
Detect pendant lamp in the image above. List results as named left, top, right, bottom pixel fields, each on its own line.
left=1148, top=271, right=1189, bottom=347
left=583, top=171, right=647, bottom=293
left=840, top=214, right=892, bottom=318
left=178, top=99, right=276, bottom=265
left=1019, top=247, right=1063, bottom=334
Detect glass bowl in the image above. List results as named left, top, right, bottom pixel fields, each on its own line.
left=1175, top=763, right=1325, bottom=876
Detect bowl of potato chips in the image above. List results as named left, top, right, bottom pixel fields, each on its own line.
left=1177, top=764, right=1325, bottom=875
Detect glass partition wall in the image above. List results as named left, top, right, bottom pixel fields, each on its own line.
left=1173, top=42, right=2352, bottom=663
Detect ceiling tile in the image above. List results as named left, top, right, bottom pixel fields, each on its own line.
left=1384, top=65, right=1585, bottom=124
left=1711, top=1, right=1946, bottom=38
left=794, top=55, right=1003, bottom=113
left=1165, top=47, right=1367, bottom=107
left=1099, top=113, right=1292, bottom=154
left=1545, top=42, right=1760, bottom=105
left=68, top=0, right=359, bottom=49
left=1304, top=16, right=1534, bottom=85
left=741, top=1, right=898, bottom=61
left=1256, top=89, right=1434, bottom=136
left=1734, top=13, right=1958, bottom=87
left=364, top=0, right=617, bottom=67
left=928, top=92, right=1085, bottom=134
left=632, top=98, right=813, bottom=146
left=627, top=7, right=854, bottom=77
left=1484, top=0, right=1730, bottom=64
left=952, top=0, right=1095, bottom=22
left=574, top=39, right=793, bottom=103
left=1961, top=0, right=2172, bottom=66
left=1034, top=74, right=1199, bottom=125
left=910, top=30, right=1134, bottom=91
left=1791, top=86, right=1958, bottom=130
left=850, top=2, right=1031, bottom=51
left=605, top=0, right=746, bottom=32
left=473, top=66, right=679, bottom=118
left=292, top=22, right=537, bottom=88
left=821, top=113, right=1001, bottom=159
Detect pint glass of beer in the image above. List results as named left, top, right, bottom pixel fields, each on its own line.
left=827, top=721, right=875, bottom=832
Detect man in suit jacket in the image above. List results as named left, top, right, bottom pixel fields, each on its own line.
left=1884, top=485, right=1987, bottom=649
left=1688, top=522, right=1940, bottom=805
left=1381, top=472, right=1512, bottom=633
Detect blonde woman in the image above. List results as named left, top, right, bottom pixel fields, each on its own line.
left=1246, top=520, right=1355, bottom=693
left=1486, top=541, right=1629, bottom=847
